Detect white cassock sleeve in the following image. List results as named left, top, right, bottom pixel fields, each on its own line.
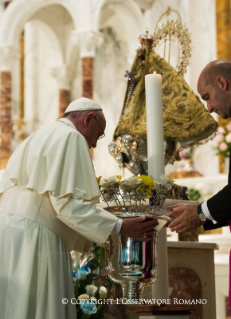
left=0, top=118, right=121, bottom=253
left=49, top=193, right=119, bottom=249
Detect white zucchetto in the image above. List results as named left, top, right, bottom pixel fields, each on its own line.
left=64, top=97, right=102, bottom=113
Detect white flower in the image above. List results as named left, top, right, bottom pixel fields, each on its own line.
left=160, top=174, right=174, bottom=190
left=85, top=284, right=98, bottom=296
left=90, top=297, right=97, bottom=303
left=101, top=182, right=114, bottom=190
left=99, top=286, right=107, bottom=299
left=120, top=183, right=132, bottom=192
left=70, top=251, right=81, bottom=270
left=101, top=176, right=120, bottom=190
left=120, top=177, right=142, bottom=192
left=103, top=176, right=119, bottom=183
left=128, top=177, right=142, bottom=186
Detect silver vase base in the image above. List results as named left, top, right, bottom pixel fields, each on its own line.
left=109, top=272, right=157, bottom=300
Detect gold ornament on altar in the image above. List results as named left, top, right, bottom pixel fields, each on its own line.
left=109, top=6, right=217, bottom=175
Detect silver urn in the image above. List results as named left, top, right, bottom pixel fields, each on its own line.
left=105, top=213, right=170, bottom=300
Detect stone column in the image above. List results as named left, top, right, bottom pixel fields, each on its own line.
left=52, top=65, right=73, bottom=118
left=82, top=57, right=93, bottom=99
left=0, top=47, right=18, bottom=169
left=73, top=31, right=103, bottom=156
left=59, top=90, right=70, bottom=118
left=216, top=0, right=231, bottom=62
left=0, top=71, right=11, bottom=169
left=73, top=30, right=103, bottom=100
left=0, top=2, right=13, bottom=168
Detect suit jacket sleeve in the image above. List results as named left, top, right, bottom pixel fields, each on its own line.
left=206, top=183, right=231, bottom=224
left=206, top=153, right=231, bottom=225
left=203, top=219, right=228, bottom=231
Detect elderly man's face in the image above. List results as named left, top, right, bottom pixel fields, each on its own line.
left=84, top=113, right=106, bottom=149
left=197, top=77, right=231, bottom=119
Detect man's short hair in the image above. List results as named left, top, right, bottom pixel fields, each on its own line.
left=63, top=111, right=72, bottom=118
left=204, top=61, right=231, bottom=86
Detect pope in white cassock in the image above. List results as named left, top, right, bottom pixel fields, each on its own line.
left=0, top=98, right=158, bottom=319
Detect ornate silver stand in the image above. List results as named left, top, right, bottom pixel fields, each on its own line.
left=105, top=214, right=171, bottom=300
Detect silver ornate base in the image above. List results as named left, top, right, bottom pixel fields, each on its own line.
left=107, top=231, right=159, bottom=300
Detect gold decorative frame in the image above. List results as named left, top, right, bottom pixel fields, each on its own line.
left=153, top=6, right=192, bottom=76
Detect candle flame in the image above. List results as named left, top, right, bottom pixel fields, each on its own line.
left=154, top=71, right=156, bottom=74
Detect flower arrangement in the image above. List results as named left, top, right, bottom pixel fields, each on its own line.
left=98, top=174, right=175, bottom=213
left=178, top=147, right=193, bottom=160
left=214, top=122, right=231, bottom=157
left=187, top=188, right=203, bottom=202
left=72, top=245, right=114, bottom=319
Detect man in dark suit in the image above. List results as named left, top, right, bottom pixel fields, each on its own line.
left=168, top=60, right=231, bottom=233
left=167, top=60, right=231, bottom=316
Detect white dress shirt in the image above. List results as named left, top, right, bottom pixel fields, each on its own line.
left=201, top=201, right=217, bottom=224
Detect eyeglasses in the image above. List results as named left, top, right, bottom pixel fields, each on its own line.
left=94, top=116, right=105, bottom=140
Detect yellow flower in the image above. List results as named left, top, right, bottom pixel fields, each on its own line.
left=115, top=175, right=122, bottom=182
left=96, top=176, right=102, bottom=185
left=135, top=175, right=156, bottom=190
left=145, top=188, right=152, bottom=198
left=134, top=175, right=156, bottom=198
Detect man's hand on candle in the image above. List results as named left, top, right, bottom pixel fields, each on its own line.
left=120, top=215, right=159, bottom=241
left=167, top=204, right=204, bottom=232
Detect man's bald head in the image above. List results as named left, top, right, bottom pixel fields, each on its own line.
left=198, top=60, right=231, bottom=88
left=197, top=60, right=231, bottom=119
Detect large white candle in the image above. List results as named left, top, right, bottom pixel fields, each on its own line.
left=145, top=72, right=168, bottom=300
left=145, top=72, right=165, bottom=181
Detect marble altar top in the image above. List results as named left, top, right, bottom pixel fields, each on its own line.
left=167, top=241, right=218, bottom=250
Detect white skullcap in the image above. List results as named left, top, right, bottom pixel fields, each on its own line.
left=64, top=97, right=102, bottom=113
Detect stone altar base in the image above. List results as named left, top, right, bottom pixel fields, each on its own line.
left=128, top=305, right=195, bottom=319
left=103, top=241, right=218, bottom=319
left=167, top=241, right=218, bottom=319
